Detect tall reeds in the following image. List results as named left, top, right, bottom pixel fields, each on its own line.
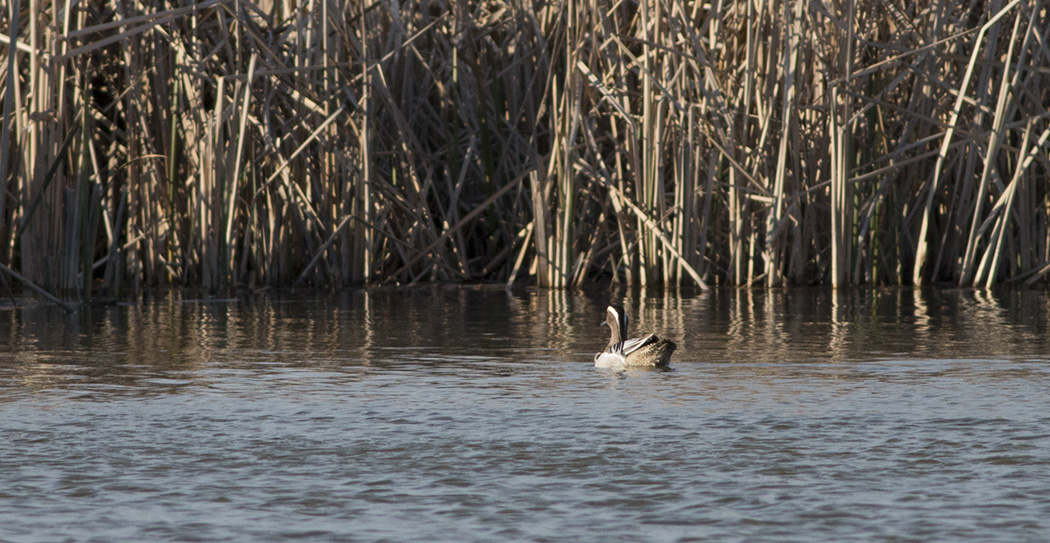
left=1, top=0, right=1049, bottom=298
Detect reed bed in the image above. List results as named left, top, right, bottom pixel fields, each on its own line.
left=1, top=0, right=1049, bottom=298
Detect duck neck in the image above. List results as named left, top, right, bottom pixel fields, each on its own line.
left=606, top=308, right=628, bottom=348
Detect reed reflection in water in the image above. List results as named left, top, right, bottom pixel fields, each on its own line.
left=2, top=287, right=1050, bottom=542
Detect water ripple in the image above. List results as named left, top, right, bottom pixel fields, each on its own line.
left=3, top=290, right=1050, bottom=541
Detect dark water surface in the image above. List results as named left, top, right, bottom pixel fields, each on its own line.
left=3, top=287, right=1050, bottom=542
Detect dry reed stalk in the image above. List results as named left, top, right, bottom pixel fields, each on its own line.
left=764, top=0, right=803, bottom=288
left=959, top=7, right=1026, bottom=285
left=2, top=0, right=1050, bottom=299
left=0, top=2, right=19, bottom=252
left=829, top=0, right=856, bottom=289
left=913, top=0, right=1022, bottom=286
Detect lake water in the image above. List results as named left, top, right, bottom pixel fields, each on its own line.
left=2, top=286, right=1050, bottom=542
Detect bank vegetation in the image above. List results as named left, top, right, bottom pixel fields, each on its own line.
left=1, top=0, right=1049, bottom=299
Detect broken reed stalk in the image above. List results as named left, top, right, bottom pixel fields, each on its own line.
left=0, top=0, right=1048, bottom=302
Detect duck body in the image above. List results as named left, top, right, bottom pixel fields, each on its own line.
left=594, top=305, right=676, bottom=368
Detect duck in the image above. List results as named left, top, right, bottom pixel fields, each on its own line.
left=594, top=304, right=676, bottom=368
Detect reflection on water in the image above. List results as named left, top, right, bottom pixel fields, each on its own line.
left=2, top=287, right=1050, bottom=542
left=6, top=287, right=1050, bottom=373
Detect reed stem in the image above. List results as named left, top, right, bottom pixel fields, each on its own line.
left=0, top=0, right=1047, bottom=297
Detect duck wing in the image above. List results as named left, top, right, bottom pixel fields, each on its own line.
left=614, top=333, right=657, bottom=356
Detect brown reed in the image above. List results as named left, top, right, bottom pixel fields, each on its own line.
left=1, top=0, right=1049, bottom=300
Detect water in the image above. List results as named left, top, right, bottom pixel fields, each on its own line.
left=2, top=287, right=1050, bottom=542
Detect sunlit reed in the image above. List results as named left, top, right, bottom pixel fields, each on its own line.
left=1, top=0, right=1048, bottom=300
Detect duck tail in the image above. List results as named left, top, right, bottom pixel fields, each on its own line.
left=655, top=337, right=677, bottom=358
